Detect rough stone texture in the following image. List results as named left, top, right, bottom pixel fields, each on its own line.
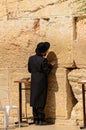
left=4, top=0, right=72, bottom=20
left=45, top=68, right=74, bottom=119
left=73, top=17, right=86, bottom=68
left=0, top=0, right=86, bottom=127
left=68, top=69, right=86, bottom=125
left=40, top=17, right=74, bottom=68
left=0, top=17, right=74, bottom=68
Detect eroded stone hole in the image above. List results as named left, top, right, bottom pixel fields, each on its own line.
left=42, top=18, right=50, bottom=21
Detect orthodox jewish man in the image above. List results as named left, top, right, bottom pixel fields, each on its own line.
left=28, top=42, right=56, bottom=125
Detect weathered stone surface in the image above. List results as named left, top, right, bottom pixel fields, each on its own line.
left=0, top=20, right=40, bottom=68
left=0, top=0, right=85, bottom=127
left=40, top=17, right=74, bottom=68
left=0, top=1, right=7, bottom=20
left=68, top=69, right=86, bottom=125
left=73, top=17, right=86, bottom=68
left=0, top=0, right=81, bottom=20
left=45, top=68, right=75, bottom=119
left=0, top=17, right=74, bottom=68
left=6, top=0, right=73, bottom=19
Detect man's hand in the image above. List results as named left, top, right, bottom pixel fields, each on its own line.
left=50, top=59, right=57, bottom=66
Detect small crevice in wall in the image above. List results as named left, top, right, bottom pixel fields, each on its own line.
left=73, top=17, right=78, bottom=41
left=33, top=19, right=40, bottom=32
left=42, top=18, right=50, bottom=21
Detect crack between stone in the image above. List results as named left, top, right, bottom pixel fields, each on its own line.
left=5, top=0, right=69, bottom=19
left=30, top=2, right=58, bottom=13
left=25, top=0, right=68, bottom=14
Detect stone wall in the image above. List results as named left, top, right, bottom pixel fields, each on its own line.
left=68, top=69, right=86, bottom=125
left=0, top=0, right=86, bottom=127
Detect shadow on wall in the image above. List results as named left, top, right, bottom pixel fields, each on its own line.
left=45, top=51, right=58, bottom=123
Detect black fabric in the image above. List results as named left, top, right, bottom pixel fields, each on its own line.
left=33, top=107, right=45, bottom=121
left=28, top=54, right=53, bottom=108
left=33, top=107, right=38, bottom=121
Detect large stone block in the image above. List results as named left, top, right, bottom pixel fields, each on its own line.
left=40, top=17, right=74, bottom=68
left=73, top=17, right=86, bottom=68
left=0, top=1, right=7, bottom=20
left=0, top=17, right=74, bottom=68
left=0, top=20, right=40, bottom=68
left=68, top=69, right=86, bottom=125
left=6, top=0, right=78, bottom=19
left=45, top=68, right=74, bottom=119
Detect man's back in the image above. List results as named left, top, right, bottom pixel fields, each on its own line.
left=28, top=54, right=44, bottom=73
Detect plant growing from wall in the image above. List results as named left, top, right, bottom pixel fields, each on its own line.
left=73, top=0, right=86, bottom=14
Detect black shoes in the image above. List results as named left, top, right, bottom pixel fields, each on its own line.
left=34, top=120, right=53, bottom=125
left=38, top=120, right=49, bottom=125
left=34, top=120, right=39, bottom=125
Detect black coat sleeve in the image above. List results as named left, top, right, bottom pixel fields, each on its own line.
left=28, top=58, right=31, bottom=73
left=41, top=58, right=53, bottom=74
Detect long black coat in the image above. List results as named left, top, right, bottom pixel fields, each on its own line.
left=28, top=54, right=53, bottom=108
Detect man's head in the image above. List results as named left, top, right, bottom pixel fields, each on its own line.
left=35, top=42, right=50, bottom=56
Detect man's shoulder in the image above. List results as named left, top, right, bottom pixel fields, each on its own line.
left=29, top=55, right=36, bottom=59
left=29, top=54, right=44, bottom=62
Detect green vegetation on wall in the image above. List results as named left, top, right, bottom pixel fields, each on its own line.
left=73, top=0, right=86, bottom=14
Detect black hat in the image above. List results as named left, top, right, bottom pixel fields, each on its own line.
left=35, top=42, right=50, bottom=54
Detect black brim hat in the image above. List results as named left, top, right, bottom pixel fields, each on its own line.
left=35, top=42, right=50, bottom=54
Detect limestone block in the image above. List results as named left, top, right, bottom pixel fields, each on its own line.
left=32, top=0, right=72, bottom=18
left=6, top=0, right=18, bottom=20
left=0, top=17, right=74, bottom=68
left=0, top=20, right=40, bottom=68
left=6, top=0, right=76, bottom=19
left=0, top=1, right=7, bottom=20
left=0, top=0, right=82, bottom=20
left=73, top=17, right=86, bottom=68
left=40, top=17, right=74, bottom=68
left=45, top=68, right=74, bottom=119
left=68, top=69, right=86, bottom=125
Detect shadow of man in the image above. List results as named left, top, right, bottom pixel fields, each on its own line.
left=45, top=51, right=58, bottom=124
